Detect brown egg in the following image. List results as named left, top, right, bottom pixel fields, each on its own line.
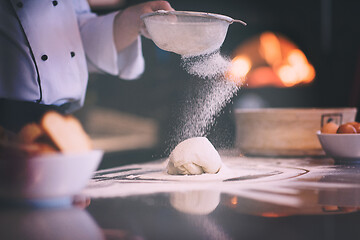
left=336, top=123, right=357, bottom=134
left=347, top=121, right=360, bottom=133
left=321, top=122, right=339, bottom=134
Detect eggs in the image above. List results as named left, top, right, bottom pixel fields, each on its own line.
left=321, top=121, right=360, bottom=134
left=348, top=122, right=360, bottom=132
left=321, top=122, right=339, bottom=134
left=336, top=123, right=357, bottom=134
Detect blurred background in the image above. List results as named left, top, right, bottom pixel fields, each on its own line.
left=76, top=0, right=360, bottom=165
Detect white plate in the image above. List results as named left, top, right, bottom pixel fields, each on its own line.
left=0, top=150, right=103, bottom=202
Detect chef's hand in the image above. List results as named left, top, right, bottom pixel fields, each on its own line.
left=114, top=1, right=174, bottom=52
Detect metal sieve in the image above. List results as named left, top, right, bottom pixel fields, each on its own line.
left=141, top=10, right=247, bottom=56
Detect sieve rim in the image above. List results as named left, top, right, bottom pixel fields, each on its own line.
left=141, top=10, right=246, bottom=25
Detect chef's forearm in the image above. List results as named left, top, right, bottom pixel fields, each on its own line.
left=113, top=9, right=140, bottom=53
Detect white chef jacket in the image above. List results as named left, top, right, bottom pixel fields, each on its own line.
left=0, top=0, right=144, bottom=112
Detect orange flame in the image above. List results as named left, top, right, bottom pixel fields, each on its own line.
left=231, top=32, right=316, bottom=88
left=259, top=32, right=282, bottom=66
left=261, top=212, right=287, bottom=218
left=230, top=196, right=238, bottom=206
left=226, top=55, right=251, bottom=85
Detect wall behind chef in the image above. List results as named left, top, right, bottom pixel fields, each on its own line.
left=0, top=0, right=173, bottom=132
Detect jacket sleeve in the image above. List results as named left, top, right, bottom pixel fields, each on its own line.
left=72, top=0, right=145, bottom=80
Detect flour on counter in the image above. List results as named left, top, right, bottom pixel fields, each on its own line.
left=82, top=156, right=312, bottom=209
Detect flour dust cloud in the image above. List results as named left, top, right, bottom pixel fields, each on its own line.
left=182, top=51, right=232, bottom=79
left=168, top=50, right=243, bottom=152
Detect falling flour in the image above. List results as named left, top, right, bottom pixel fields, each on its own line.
left=182, top=51, right=232, bottom=79
left=168, top=50, right=241, bottom=151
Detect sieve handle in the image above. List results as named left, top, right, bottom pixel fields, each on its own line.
left=232, top=19, right=247, bottom=26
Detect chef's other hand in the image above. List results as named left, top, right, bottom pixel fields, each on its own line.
left=114, top=1, right=174, bottom=52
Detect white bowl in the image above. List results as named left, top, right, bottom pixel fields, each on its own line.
left=234, top=108, right=357, bottom=156
left=317, top=132, right=360, bottom=162
left=0, top=150, right=103, bottom=201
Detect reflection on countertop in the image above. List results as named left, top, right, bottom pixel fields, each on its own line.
left=0, top=206, right=104, bottom=240
left=83, top=154, right=360, bottom=213
left=3, top=153, right=360, bottom=240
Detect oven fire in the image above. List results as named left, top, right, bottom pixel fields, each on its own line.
left=228, top=32, right=316, bottom=88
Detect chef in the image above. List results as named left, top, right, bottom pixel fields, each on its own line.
left=0, top=0, right=173, bottom=131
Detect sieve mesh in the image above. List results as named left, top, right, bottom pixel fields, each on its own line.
left=142, top=11, right=245, bottom=56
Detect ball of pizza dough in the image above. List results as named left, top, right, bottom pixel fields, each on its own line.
left=167, top=137, right=222, bottom=175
